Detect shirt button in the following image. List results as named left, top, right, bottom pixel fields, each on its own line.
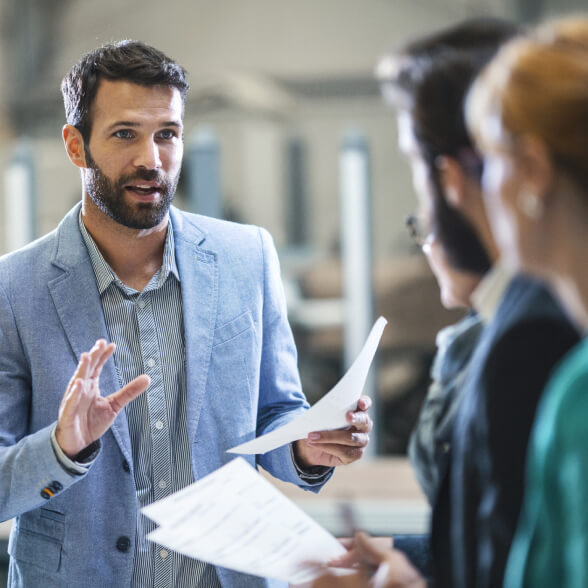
left=159, top=480, right=167, bottom=489
left=137, top=300, right=146, bottom=309
left=116, top=536, right=131, bottom=552
left=160, top=549, right=169, bottom=559
left=155, top=421, right=164, bottom=430
left=147, top=358, right=156, bottom=368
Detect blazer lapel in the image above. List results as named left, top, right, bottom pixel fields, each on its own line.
left=171, top=208, right=218, bottom=444
left=48, top=204, right=133, bottom=462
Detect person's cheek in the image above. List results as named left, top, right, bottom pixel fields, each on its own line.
left=481, top=157, right=512, bottom=246
left=423, top=240, right=452, bottom=306
left=481, top=155, right=504, bottom=201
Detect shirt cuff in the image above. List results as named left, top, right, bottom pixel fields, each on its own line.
left=50, top=426, right=100, bottom=476
left=290, top=443, right=333, bottom=482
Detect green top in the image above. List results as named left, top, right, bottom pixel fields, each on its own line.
left=505, top=336, right=588, bottom=588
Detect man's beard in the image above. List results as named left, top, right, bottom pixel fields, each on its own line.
left=83, top=146, right=179, bottom=229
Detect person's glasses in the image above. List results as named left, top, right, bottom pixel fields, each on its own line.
left=405, top=215, right=430, bottom=247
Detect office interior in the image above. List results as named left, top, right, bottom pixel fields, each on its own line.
left=0, top=0, right=583, bottom=584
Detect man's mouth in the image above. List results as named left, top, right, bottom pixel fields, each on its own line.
left=126, top=183, right=161, bottom=195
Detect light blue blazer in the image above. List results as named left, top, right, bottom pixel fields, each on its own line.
left=0, top=203, right=326, bottom=587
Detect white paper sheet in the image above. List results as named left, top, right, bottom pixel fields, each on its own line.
left=228, top=316, right=388, bottom=455
left=142, top=457, right=349, bottom=584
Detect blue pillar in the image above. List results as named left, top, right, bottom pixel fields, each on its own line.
left=339, top=130, right=377, bottom=454
left=185, top=128, right=222, bottom=219
left=285, top=137, right=309, bottom=246
left=3, top=139, right=36, bottom=252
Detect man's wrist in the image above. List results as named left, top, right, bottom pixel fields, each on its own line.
left=290, top=443, right=332, bottom=480
left=72, top=440, right=101, bottom=463
left=50, top=426, right=100, bottom=476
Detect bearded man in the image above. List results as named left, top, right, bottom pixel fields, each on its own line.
left=0, top=40, right=372, bottom=588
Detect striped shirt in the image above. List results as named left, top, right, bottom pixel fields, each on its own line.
left=79, top=215, right=221, bottom=588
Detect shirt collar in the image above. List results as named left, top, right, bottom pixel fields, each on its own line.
left=471, top=260, right=514, bottom=324
left=78, top=211, right=180, bottom=295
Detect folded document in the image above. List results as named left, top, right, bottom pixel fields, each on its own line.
left=142, top=457, right=349, bottom=584
left=228, top=316, right=388, bottom=455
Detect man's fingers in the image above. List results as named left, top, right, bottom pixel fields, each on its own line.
left=353, top=532, right=389, bottom=566
left=67, top=341, right=106, bottom=389
left=66, top=352, right=91, bottom=392
left=57, top=378, right=86, bottom=436
left=354, top=538, right=426, bottom=587
left=308, top=430, right=370, bottom=448
left=371, top=561, right=391, bottom=588
left=327, top=546, right=361, bottom=569
left=307, top=442, right=367, bottom=465
left=356, top=395, right=372, bottom=411
left=107, top=375, right=150, bottom=414
left=75, top=370, right=101, bottom=414
left=312, top=571, right=366, bottom=588
left=339, top=537, right=355, bottom=550
left=62, top=356, right=85, bottom=411
left=346, top=411, right=373, bottom=433
left=88, top=341, right=115, bottom=378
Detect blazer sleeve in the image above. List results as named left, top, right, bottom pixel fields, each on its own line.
left=253, top=227, right=332, bottom=491
left=0, top=281, right=84, bottom=521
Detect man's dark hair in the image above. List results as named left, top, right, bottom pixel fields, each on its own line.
left=378, top=18, right=521, bottom=274
left=61, top=40, right=189, bottom=143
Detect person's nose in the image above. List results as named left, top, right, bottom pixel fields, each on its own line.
left=133, top=137, right=162, bottom=170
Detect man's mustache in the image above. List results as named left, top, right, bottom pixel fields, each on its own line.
left=118, top=169, right=167, bottom=184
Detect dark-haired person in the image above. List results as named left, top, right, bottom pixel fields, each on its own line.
left=313, top=17, right=579, bottom=588
left=0, top=41, right=372, bottom=588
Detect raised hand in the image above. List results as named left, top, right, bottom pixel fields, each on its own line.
left=55, top=339, right=150, bottom=457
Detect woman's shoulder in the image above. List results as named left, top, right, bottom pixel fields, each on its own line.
left=534, top=338, right=588, bottom=450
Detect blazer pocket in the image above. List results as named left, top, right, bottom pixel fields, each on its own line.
left=9, top=527, right=62, bottom=572
left=208, top=312, right=258, bottom=433
left=213, top=311, right=254, bottom=347
left=9, top=508, right=65, bottom=572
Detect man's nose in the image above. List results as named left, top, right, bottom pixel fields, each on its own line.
left=133, top=138, right=162, bottom=169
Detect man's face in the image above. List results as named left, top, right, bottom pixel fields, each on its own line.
left=397, top=111, right=476, bottom=309
left=397, top=111, right=435, bottom=235
left=82, top=79, right=184, bottom=230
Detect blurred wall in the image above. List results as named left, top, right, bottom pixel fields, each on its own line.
left=2, top=0, right=587, bottom=256
left=0, top=0, right=518, bottom=256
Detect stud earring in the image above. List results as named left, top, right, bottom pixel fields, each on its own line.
left=517, top=188, right=544, bottom=220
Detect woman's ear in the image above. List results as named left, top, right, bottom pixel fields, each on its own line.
left=62, top=124, right=87, bottom=169
left=436, top=155, right=467, bottom=209
left=517, top=134, right=555, bottom=205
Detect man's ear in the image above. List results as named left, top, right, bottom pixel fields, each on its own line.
left=62, top=124, right=87, bottom=169
left=435, top=155, right=467, bottom=209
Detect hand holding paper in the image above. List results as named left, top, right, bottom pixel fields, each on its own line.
left=293, top=393, right=372, bottom=468
left=228, top=316, right=387, bottom=456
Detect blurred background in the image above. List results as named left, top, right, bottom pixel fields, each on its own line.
left=0, top=0, right=585, bottom=579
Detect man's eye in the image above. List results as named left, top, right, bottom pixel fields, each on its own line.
left=114, top=129, right=134, bottom=139
left=157, top=129, right=176, bottom=140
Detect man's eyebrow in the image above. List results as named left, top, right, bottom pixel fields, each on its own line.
left=107, top=121, right=140, bottom=131
left=106, top=120, right=183, bottom=131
